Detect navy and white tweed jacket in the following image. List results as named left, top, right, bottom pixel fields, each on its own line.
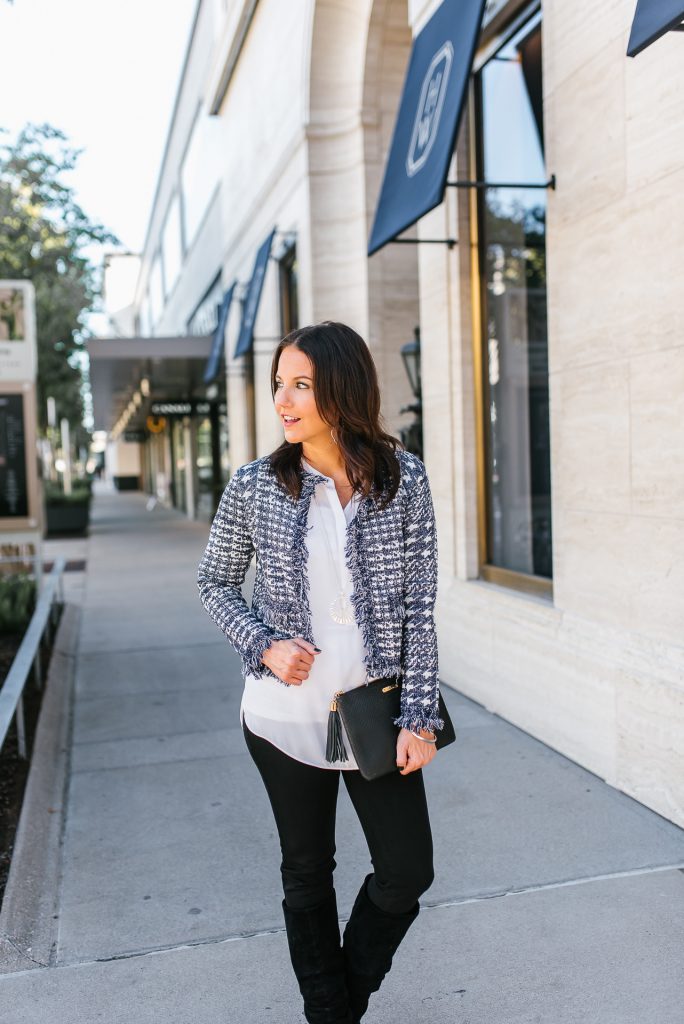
left=196, top=448, right=443, bottom=734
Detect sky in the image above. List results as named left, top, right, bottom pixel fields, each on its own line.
left=0, top=0, right=198, bottom=265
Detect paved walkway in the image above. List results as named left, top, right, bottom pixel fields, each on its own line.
left=1, top=482, right=683, bottom=1022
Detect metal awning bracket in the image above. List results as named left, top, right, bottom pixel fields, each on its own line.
left=446, top=174, right=556, bottom=190
left=389, top=238, right=458, bottom=249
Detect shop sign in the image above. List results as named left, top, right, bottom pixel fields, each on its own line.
left=0, top=281, right=37, bottom=381
left=150, top=400, right=227, bottom=417
left=0, top=392, right=28, bottom=517
left=146, top=415, right=167, bottom=434
left=151, top=401, right=192, bottom=416
left=368, top=0, right=487, bottom=255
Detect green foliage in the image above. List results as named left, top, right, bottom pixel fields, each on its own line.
left=0, top=123, right=120, bottom=450
left=0, top=574, right=36, bottom=634
left=44, top=478, right=92, bottom=506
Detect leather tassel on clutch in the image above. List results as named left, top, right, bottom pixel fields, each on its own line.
left=325, top=691, right=348, bottom=763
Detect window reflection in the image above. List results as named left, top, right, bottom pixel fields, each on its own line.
left=476, top=12, right=552, bottom=579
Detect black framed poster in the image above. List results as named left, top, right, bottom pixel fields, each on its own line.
left=0, top=392, right=28, bottom=518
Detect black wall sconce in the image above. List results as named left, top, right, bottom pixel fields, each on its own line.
left=399, top=326, right=423, bottom=460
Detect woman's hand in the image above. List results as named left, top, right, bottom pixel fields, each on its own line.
left=261, top=637, right=320, bottom=685
left=396, top=727, right=437, bottom=775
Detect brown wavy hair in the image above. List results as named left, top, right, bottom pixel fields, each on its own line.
left=268, top=322, right=404, bottom=510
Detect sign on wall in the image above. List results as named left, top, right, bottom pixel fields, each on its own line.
left=0, top=281, right=37, bottom=381
left=0, top=393, right=28, bottom=518
left=368, top=0, right=487, bottom=255
left=0, top=280, right=41, bottom=536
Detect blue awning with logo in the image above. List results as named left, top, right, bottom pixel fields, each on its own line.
left=368, top=0, right=487, bottom=256
left=233, top=228, right=277, bottom=358
left=627, top=0, right=684, bottom=57
left=203, top=283, right=235, bottom=385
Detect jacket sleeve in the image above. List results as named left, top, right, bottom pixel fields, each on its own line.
left=393, top=459, right=444, bottom=734
left=197, top=466, right=291, bottom=674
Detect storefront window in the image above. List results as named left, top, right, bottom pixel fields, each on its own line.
left=475, top=10, right=552, bottom=580
left=195, top=417, right=214, bottom=521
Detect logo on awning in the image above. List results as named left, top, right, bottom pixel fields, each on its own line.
left=367, top=0, right=487, bottom=256
left=406, top=42, right=453, bottom=178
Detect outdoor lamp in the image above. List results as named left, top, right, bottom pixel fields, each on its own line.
left=401, top=326, right=421, bottom=400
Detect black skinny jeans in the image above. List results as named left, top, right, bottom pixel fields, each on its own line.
left=242, top=714, right=434, bottom=914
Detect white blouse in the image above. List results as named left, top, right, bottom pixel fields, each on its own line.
left=239, top=456, right=381, bottom=769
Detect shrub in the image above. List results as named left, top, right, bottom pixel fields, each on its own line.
left=0, top=575, right=37, bottom=634
left=44, top=480, right=92, bottom=506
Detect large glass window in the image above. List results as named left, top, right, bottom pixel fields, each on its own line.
left=475, top=9, right=552, bottom=582
left=187, top=274, right=222, bottom=336
left=181, top=105, right=221, bottom=250
left=161, top=193, right=183, bottom=297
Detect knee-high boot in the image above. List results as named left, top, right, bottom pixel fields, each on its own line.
left=341, top=873, right=420, bottom=1023
left=281, top=890, right=354, bottom=1023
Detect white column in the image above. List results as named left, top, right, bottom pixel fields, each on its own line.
left=253, top=258, right=283, bottom=456
left=225, top=295, right=253, bottom=471
left=183, top=415, right=195, bottom=519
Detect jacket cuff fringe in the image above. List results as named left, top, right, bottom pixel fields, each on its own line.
left=244, top=629, right=293, bottom=679
left=393, top=711, right=445, bottom=734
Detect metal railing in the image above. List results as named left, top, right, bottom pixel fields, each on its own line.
left=0, top=557, right=65, bottom=757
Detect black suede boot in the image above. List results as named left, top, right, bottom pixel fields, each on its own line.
left=342, top=873, right=420, bottom=1023
left=281, top=890, right=354, bottom=1023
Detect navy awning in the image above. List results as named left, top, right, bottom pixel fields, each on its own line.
left=368, top=0, right=487, bottom=256
left=203, top=283, right=235, bottom=385
left=233, top=229, right=277, bottom=358
left=627, top=0, right=684, bottom=56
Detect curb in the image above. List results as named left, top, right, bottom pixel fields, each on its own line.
left=0, top=603, right=80, bottom=974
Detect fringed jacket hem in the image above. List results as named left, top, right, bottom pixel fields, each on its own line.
left=196, top=448, right=444, bottom=734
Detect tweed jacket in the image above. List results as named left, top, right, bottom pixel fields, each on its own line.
left=196, top=447, right=443, bottom=734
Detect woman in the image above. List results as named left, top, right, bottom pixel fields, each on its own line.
left=197, top=321, right=444, bottom=1023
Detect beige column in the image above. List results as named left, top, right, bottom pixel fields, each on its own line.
left=252, top=257, right=283, bottom=456
left=183, top=415, right=196, bottom=519
left=225, top=295, right=254, bottom=471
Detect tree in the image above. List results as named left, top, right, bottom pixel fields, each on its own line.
left=0, top=122, right=119, bottom=452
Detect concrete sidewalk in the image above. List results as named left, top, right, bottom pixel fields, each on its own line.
left=1, top=482, right=683, bottom=1023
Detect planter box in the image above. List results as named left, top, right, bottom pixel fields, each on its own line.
left=45, top=503, right=90, bottom=537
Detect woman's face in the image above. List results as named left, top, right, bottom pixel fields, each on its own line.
left=274, top=345, right=330, bottom=444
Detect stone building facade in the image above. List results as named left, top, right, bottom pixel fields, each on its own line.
left=129, top=0, right=684, bottom=826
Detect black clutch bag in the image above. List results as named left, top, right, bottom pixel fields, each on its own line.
left=325, top=676, right=456, bottom=781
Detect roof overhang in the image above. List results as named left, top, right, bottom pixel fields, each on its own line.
left=86, top=334, right=214, bottom=433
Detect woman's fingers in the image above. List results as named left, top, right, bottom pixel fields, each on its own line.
left=291, top=637, right=320, bottom=659
left=396, top=730, right=437, bottom=774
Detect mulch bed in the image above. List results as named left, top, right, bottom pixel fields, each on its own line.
left=0, top=616, right=61, bottom=907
